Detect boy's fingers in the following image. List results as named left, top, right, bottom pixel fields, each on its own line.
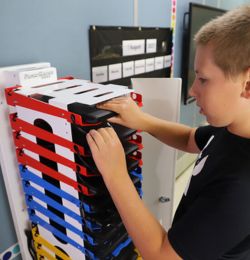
left=86, top=132, right=99, bottom=153
left=106, top=126, right=118, bottom=139
left=107, top=116, right=122, bottom=124
left=97, top=127, right=119, bottom=143
left=96, top=96, right=131, bottom=110
left=97, top=128, right=111, bottom=143
left=87, top=129, right=105, bottom=150
left=97, top=102, right=121, bottom=112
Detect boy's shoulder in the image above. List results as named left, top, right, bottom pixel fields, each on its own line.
left=195, top=125, right=223, bottom=151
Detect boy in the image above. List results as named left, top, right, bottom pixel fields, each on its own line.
left=86, top=5, right=250, bottom=259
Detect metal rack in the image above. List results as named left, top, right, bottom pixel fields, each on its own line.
left=0, top=64, right=143, bottom=259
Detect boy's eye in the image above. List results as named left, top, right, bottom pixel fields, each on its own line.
left=199, top=78, right=207, bottom=84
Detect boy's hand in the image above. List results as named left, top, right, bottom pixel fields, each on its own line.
left=97, top=96, right=145, bottom=130
left=86, top=127, right=128, bottom=183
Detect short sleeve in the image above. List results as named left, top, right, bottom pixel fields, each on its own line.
left=195, top=125, right=220, bottom=151
left=168, top=179, right=250, bottom=260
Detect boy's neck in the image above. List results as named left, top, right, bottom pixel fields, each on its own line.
left=227, top=118, right=250, bottom=139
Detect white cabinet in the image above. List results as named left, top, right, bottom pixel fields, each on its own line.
left=131, top=78, right=181, bottom=230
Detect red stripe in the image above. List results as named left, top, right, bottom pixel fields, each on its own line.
left=16, top=149, right=95, bottom=196
left=10, top=114, right=85, bottom=156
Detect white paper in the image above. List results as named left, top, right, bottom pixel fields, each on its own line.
left=146, top=39, right=157, bottom=53
left=134, top=59, right=145, bottom=75
left=145, top=58, right=155, bottom=72
left=92, top=66, right=108, bottom=83
left=123, top=61, right=134, bottom=78
left=109, top=63, right=122, bottom=81
left=164, top=55, right=172, bottom=68
left=122, top=39, right=145, bottom=56
left=155, top=56, right=164, bottom=70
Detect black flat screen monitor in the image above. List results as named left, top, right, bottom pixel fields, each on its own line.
left=182, top=3, right=225, bottom=104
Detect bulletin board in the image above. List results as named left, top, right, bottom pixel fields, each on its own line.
left=89, top=26, right=173, bottom=86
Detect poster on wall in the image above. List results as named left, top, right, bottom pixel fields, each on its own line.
left=89, top=26, right=173, bottom=87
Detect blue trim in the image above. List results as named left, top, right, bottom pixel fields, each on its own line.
left=22, top=181, right=83, bottom=224
left=26, top=199, right=87, bottom=241
left=112, top=237, right=132, bottom=257
left=19, top=165, right=139, bottom=257
left=130, top=167, right=143, bottom=181
left=29, top=214, right=96, bottom=259
left=20, top=165, right=108, bottom=230
left=20, top=165, right=105, bottom=214
left=20, top=165, right=81, bottom=207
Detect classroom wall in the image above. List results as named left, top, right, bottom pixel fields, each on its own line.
left=0, top=0, right=249, bottom=258
left=0, top=0, right=134, bottom=79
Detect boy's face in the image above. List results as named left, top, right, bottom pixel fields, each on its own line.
left=189, top=43, right=247, bottom=129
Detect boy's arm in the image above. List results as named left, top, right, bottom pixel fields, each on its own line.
left=139, top=113, right=199, bottom=153
left=97, top=96, right=200, bottom=153
left=106, top=169, right=182, bottom=260
left=86, top=128, right=182, bottom=260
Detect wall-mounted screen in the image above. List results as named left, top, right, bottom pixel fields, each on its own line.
left=182, top=3, right=225, bottom=104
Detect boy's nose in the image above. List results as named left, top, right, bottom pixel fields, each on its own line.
left=188, top=82, right=196, bottom=97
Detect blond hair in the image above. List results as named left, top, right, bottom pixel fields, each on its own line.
left=194, top=5, right=250, bottom=77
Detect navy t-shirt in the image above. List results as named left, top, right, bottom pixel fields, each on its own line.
left=168, top=125, right=250, bottom=260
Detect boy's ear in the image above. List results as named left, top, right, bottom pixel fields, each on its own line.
left=241, top=68, right=250, bottom=99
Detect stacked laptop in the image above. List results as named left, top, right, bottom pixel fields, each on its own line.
left=5, top=66, right=143, bottom=259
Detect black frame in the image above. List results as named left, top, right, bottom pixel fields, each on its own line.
left=181, top=3, right=226, bottom=104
